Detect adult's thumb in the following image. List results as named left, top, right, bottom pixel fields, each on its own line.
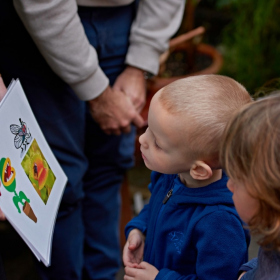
left=132, top=113, right=145, bottom=128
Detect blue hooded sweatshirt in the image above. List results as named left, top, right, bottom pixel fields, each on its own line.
left=125, top=171, right=250, bottom=280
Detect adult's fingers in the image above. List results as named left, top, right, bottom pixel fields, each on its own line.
left=132, top=113, right=145, bottom=128
left=121, top=125, right=131, bottom=134
left=0, top=208, right=6, bottom=221
left=103, top=128, right=122, bottom=136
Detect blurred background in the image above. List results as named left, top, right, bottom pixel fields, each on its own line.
left=1, top=0, right=279, bottom=278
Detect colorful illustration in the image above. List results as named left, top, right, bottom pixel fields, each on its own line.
left=10, top=118, right=32, bottom=153
left=0, top=157, right=37, bottom=223
left=21, top=139, right=56, bottom=204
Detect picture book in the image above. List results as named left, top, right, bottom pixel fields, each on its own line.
left=0, top=79, right=68, bottom=266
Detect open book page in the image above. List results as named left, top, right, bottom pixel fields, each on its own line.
left=0, top=79, right=67, bottom=266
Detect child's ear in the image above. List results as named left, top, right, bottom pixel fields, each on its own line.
left=190, top=161, right=213, bottom=180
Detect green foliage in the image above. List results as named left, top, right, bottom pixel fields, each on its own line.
left=216, top=0, right=280, bottom=94
left=253, top=78, right=280, bottom=99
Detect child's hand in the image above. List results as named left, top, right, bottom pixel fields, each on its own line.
left=123, top=229, right=145, bottom=267
left=124, top=262, right=159, bottom=280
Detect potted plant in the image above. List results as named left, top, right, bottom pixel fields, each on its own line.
left=216, top=0, right=280, bottom=93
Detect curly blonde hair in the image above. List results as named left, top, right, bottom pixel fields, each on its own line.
left=221, top=92, right=280, bottom=251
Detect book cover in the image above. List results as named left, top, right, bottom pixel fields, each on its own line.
left=0, top=79, right=67, bottom=266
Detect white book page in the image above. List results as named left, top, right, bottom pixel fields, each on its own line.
left=0, top=80, right=67, bottom=266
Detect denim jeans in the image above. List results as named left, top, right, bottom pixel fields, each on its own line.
left=0, top=1, right=137, bottom=279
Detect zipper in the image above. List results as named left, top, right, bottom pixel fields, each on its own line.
left=146, top=187, right=174, bottom=262
left=162, top=189, right=173, bottom=204
left=147, top=180, right=178, bottom=262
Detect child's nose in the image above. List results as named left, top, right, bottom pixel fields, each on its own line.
left=139, top=133, right=148, bottom=148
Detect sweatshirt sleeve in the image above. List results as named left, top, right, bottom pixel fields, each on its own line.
left=239, top=257, right=258, bottom=273
left=125, top=0, right=185, bottom=75
left=239, top=258, right=258, bottom=280
left=13, top=0, right=109, bottom=101
left=238, top=256, right=258, bottom=280
left=155, top=211, right=249, bottom=280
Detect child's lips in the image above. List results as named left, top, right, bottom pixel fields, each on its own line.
left=141, top=153, right=147, bottom=161
left=140, top=146, right=148, bottom=162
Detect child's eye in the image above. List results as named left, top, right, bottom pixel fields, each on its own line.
left=154, top=140, right=161, bottom=149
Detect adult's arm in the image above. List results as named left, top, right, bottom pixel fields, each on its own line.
left=113, top=0, right=185, bottom=115
left=13, top=0, right=145, bottom=134
left=126, top=0, right=185, bottom=75
left=13, top=0, right=185, bottom=98
left=13, top=0, right=108, bottom=101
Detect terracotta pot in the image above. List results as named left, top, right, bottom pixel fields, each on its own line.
left=23, top=201, right=37, bottom=223
left=141, top=28, right=223, bottom=124
left=147, top=44, right=223, bottom=98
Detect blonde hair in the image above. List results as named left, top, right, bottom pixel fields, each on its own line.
left=221, top=92, right=280, bottom=251
left=159, top=74, right=251, bottom=163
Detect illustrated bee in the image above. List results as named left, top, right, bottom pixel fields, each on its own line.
left=10, top=118, right=32, bottom=152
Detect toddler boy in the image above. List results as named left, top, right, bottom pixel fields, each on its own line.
left=123, top=74, right=252, bottom=280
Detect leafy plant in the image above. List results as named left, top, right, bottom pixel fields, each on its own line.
left=253, top=78, right=280, bottom=99
left=216, top=0, right=280, bottom=94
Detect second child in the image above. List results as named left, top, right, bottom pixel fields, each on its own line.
left=221, top=92, right=280, bottom=280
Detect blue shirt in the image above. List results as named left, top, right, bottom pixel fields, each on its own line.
left=125, top=171, right=250, bottom=280
left=240, top=247, right=280, bottom=280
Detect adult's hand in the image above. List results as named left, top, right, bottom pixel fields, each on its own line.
left=0, top=75, right=7, bottom=102
left=0, top=209, right=5, bottom=221
left=88, top=85, right=145, bottom=135
left=113, top=66, right=146, bottom=113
